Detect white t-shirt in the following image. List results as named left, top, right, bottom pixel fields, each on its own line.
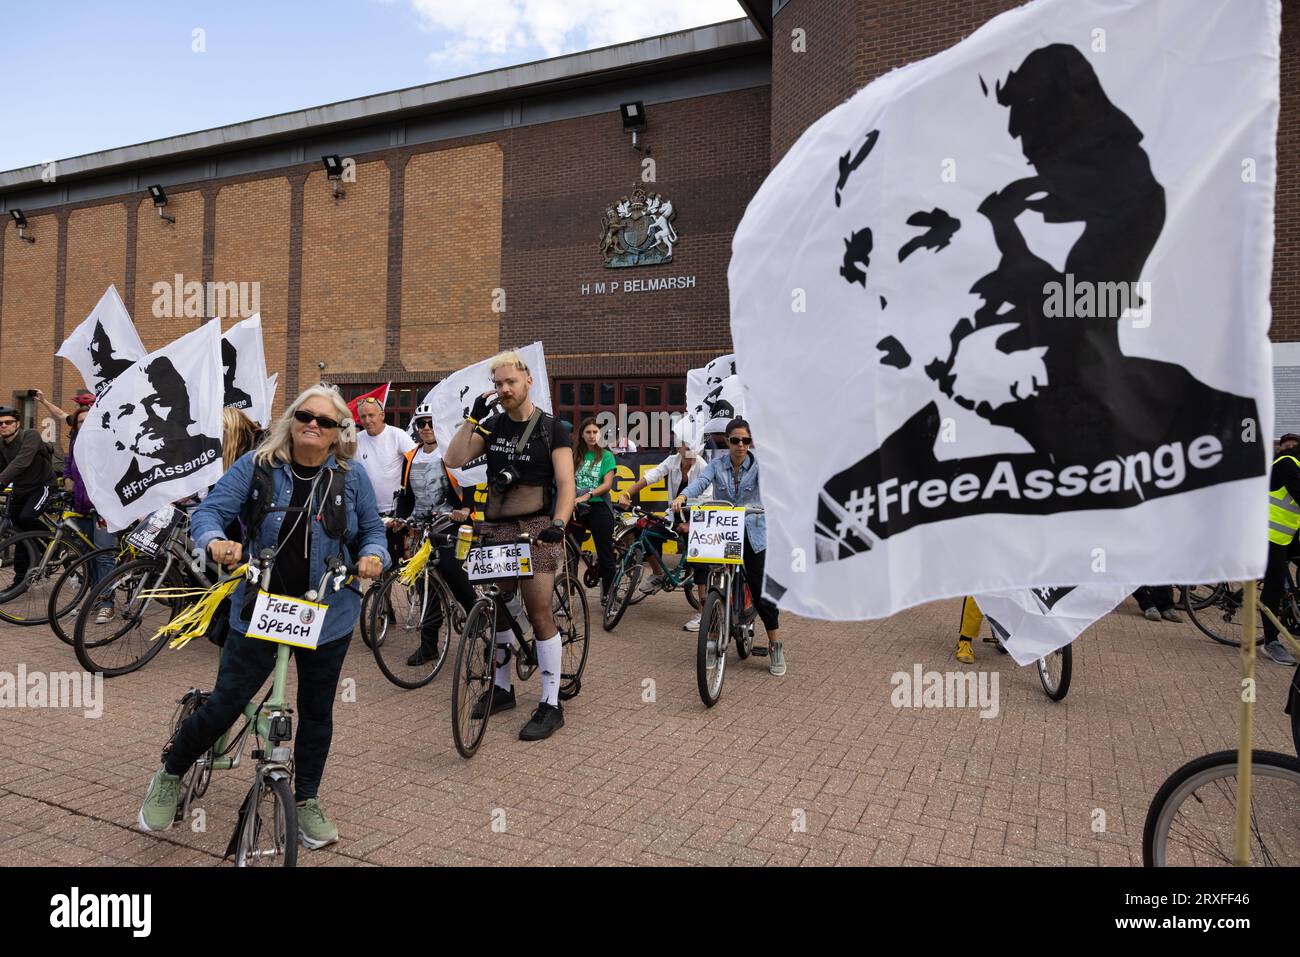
left=356, top=424, right=416, bottom=514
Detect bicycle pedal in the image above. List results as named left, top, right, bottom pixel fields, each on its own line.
left=751, top=646, right=768, bottom=656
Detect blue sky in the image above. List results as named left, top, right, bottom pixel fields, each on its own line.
left=1, top=0, right=747, bottom=172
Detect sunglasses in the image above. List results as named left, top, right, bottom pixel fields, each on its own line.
left=293, top=410, right=342, bottom=430
left=728, top=436, right=753, bottom=446
left=415, top=419, right=433, bottom=429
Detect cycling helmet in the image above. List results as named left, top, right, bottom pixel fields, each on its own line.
left=414, top=402, right=434, bottom=420
left=0, top=406, right=19, bottom=420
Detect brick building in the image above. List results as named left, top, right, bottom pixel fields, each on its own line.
left=1, top=1, right=1296, bottom=439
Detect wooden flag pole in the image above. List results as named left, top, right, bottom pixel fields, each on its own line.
left=1232, top=580, right=1258, bottom=866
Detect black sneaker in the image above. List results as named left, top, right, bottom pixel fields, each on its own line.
left=405, top=643, right=440, bottom=667
left=518, top=702, right=564, bottom=741
left=470, top=685, right=515, bottom=720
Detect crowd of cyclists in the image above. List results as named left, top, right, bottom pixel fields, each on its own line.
left=1, top=349, right=1296, bottom=857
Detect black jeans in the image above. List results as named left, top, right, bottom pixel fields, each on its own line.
left=6, top=485, right=49, bottom=579
left=583, top=501, right=617, bottom=595
left=691, top=543, right=779, bottom=632
left=1260, top=542, right=1291, bottom=644
left=164, top=629, right=353, bottom=802
left=419, top=547, right=478, bottom=650
left=1133, top=585, right=1175, bottom=613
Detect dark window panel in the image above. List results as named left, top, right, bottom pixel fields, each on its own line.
left=579, top=383, right=594, bottom=405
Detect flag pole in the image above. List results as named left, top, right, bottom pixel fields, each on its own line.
left=1232, top=580, right=1257, bottom=866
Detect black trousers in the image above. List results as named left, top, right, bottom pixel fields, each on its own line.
left=1133, top=585, right=1175, bottom=613
left=164, top=629, right=353, bottom=802
left=583, top=501, right=617, bottom=595
left=6, top=485, right=49, bottom=578
left=1261, top=541, right=1291, bottom=644
left=691, top=542, right=780, bottom=632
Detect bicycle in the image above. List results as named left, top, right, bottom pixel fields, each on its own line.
left=1185, top=577, right=1296, bottom=648
left=983, top=617, right=1073, bottom=702
left=451, top=530, right=589, bottom=758
left=0, top=492, right=97, bottom=624
left=367, top=514, right=465, bottom=689
left=162, top=550, right=357, bottom=867
left=72, top=507, right=218, bottom=677
left=602, top=505, right=701, bottom=631
left=691, top=501, right=765, bottom=707
left=47, top=536, right=140, bottom=646
left=563, top=501, right=634, bottom=593
left=1143, top=748, right=1300, bottom=866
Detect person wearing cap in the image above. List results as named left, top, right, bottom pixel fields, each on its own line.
left=0, top=405, right=54, bottom=587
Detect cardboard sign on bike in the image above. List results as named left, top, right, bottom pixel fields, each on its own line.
left=686, top=506, right=745, bottom=564
left=247, top=592, right=328, bottom=650
left=466, top=542, right=533, bottom=581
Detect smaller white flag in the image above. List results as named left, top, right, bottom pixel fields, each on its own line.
left=973, top=584, right=1131, bottom=666
left=423, top=342, right=552, bottom=487
left=77, top=319, right=225, bottom=531
left=221, top=315, right=270, bottom=426
left=686, top=354, right=744, bottom=435
left=262, top=373, right=279, bottom=429
left=56, top=284, right=145, bottom=398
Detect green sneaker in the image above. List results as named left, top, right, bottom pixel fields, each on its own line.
left=296, top=798, right=339, bottom=849
left=138, top=768, right=182, bottom=832
left=768, top=641, right=787, bottom=677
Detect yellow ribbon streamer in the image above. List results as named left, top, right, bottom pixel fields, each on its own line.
left=398, top=538, right=432, bottom=587
left=145, top=564, right=248, bottom=650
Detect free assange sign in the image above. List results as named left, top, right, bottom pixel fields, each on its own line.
left=580, top=275, right=696, bottom=296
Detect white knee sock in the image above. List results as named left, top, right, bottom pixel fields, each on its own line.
left=536, top=632, right=562, bottom=707
left=494, top=630, right=513, bottom=692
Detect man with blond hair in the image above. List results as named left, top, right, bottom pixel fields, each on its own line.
left=446, top=351, right=576, bottom=741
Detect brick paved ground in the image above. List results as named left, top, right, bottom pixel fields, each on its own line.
left=0, top=586, right=1294, bottom=866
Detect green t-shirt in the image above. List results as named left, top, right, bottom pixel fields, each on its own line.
left=576, top=449, right=617, bottom=501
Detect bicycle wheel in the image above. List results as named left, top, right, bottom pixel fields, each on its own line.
left=370, top=570, right=450, bottom=689
left=1036, top=644, right=1072, bottom=701
left=696, top=589, right=728, bottom=707
left=0, top=530, right=83, bottom=624
left=73, top=558, right=181, bottom=677
left=0, top=530, right=46, bottom=604
left=602, top=547, right=643, bottom=632
left=359, top=578, right=383, bottom=649
left=169, top=690, right=214, bottom=822
left=1290, top=675, right=1299, bottom=759
left=49, top=546, right=117, bottom=646
left=234, top=773, right=297, bottom=867
left=451, top=602, right=496, bottom=759
left=1178, top=583, right=1224, bottom=612
left=1143, top=749, right=1300, bottom=866
left=1186, top=582, right=1265, bottom=647
left=555, top=569, right=589, bottom=700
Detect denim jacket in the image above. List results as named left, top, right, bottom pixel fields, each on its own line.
left=191, top=451, right=391, bottom=646
left=680, top=451, right=766, bottom=552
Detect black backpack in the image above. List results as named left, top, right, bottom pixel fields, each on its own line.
left=240, top=460, right=349, bottom=544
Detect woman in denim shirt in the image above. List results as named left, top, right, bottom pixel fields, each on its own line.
left=138, top=385, right=390, bottom=850
left=672, top=417, right=786, bottom=676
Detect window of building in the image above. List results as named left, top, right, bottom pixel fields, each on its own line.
left=552, top=377, right=686, bottom=450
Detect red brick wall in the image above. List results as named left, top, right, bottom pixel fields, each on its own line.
left=771, top=0, right=1298, bottom=344
left=0, top=83, right=770, bottom=406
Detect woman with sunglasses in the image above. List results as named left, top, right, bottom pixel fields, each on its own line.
left=670, top=417, right=785, bottom=676
left=138, top=385, right=390, bottom=850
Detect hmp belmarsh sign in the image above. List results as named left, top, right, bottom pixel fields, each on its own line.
left=580, top=275, right=696, bottom=296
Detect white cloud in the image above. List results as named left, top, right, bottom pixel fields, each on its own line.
left=405, top=0, right=747, bottom=67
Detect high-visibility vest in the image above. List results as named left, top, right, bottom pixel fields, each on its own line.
left=1268, top=455, right=1300, bottom=545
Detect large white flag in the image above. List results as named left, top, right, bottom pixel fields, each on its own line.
left=56, top=284, right=146, bottom=398
left=731, top=0, right=1280, bottom=620
left=221, top=314, right=270, bottom=426
left=77, top=319, right=225, bottom=531
left=423, top=342, right=552, bottom=486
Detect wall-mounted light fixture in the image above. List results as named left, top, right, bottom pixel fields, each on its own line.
left=9, top=209, right=35, bottom=244
left=322, top=155, right=345, bottom=200
left=148, top=184, right=176, bottom=224
left=620, top=101, right=649, bottom=153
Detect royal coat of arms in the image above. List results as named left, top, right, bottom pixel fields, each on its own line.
left=599, top=186, right=678, bottom=268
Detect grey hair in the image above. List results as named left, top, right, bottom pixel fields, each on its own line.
left=253, top=384, right=355, bottom=468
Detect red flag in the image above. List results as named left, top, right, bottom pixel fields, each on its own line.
left=347, top=382, right=390, bottom=422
